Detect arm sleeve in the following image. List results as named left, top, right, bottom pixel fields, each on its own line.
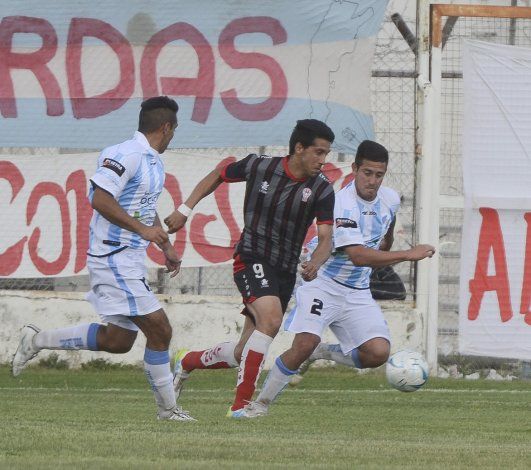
left=89, top=152, right=140, bottom=198
left=219, top=154, right=256, bottom=182
left=314, top=189, right=335, bottom=225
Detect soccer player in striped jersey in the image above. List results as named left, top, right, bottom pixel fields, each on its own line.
left=244, top=140, right=436, bottom=417
left=11, top=97, right=195, bottom=421
left=164, top=119, right=336, bottom=418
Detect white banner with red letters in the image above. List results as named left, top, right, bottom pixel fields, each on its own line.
left=459, top=40, right=531, bottom=360
left=0, top=152, right=353, bottom=278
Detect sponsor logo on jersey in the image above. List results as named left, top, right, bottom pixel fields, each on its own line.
left=362, top=210, right=377, bottom=216
left=140, top=192, right=159, bottom=206
left=260, top=278, right=269, bottom=288
left=335, top=218, right=358, bottom=228
left=302, top=187, right=312, bottom=202
left=102, top=158, right=125, bottom=176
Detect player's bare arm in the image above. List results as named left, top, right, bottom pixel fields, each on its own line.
left=301, top=223, right=333, bottom=282
left=164, top=168, right=224, bottom=233
left=378, top=217, right=396, bottom=252
left=344, top=243, right=435, bottom=268
left=154, top=214, right=181, bottom=278
left=91, top=187, right=169, bottom=245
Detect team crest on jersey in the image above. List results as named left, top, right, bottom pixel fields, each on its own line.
left=260, top=278, right=269, bottom=288
left=260, top=181, right=270, bottom=194
left=102, top=158, right=125, bottom=176
left=302, top=188, right=312, bottom=202
left=335, top=218, right=357, bottom=228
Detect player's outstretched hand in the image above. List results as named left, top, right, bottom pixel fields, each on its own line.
left=140, top=226, right=169, bottom=245
left=162, top=245, right=182, bottom=278
left=300, top=260, right=319, bottom=282
left=164, top=211, right=187, bottom=234
left=408, top=244, right=436, bottom=261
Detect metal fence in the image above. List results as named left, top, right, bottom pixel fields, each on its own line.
left=0, top=0, right=420, bottom=300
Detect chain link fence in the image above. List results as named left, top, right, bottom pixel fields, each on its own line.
left=0, top=0, right=420, bottom=299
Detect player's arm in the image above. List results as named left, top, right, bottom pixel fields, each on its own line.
left=300, top=223, right=333, bottom=282
left=343, top=242, right=435, bottom=268
left=378, top=217, right=396, bottom=252
left=91, top=186, right=168, bottom=245
left=165, top=154, right=255, bottom=233
left=164, top=168, right=224, bottom=234
left=154, top=213, right=181, bottom=278
left=300, top=188, right=335, bottom=281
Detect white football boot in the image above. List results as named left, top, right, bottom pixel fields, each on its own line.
left=157, top=406, right=197, bottom=422
left=11, top=324, right=41, bottom=377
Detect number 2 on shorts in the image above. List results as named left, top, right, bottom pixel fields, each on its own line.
left=310, top=298, right=323, bottom=316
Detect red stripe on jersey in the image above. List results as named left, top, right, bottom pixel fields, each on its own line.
left=282, top=156, right=308, bottom=182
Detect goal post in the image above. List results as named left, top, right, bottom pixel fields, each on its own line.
left=417, top=2, right=531, bottom=373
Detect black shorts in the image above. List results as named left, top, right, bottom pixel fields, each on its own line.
left=233, top=255, right=296, bottom=314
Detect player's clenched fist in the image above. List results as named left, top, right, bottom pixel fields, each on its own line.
left=407, top=244, right=436, bottom=261
left=164, top=211, right=187, bottom=234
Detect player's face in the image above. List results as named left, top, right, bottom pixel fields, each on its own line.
left=298, top=138, right=331, bottom=177
left=353, top=159, right=387, bottom=201
left=159, top=120, right=178, bottom=153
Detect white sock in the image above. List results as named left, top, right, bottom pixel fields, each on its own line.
left=201, top=341, right=239, bottom=367
left=33, top=323, right=100, bottom=351
left=256, top=357, right=297, bottom=405
left=143, top=348, right=176, bottom=416
left=312, top=343, right=363, bottom=368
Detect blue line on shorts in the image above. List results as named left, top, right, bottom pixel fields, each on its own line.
left=108, top=253, right=138, bottom=316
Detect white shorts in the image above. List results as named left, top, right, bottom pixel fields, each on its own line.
left=86, top=247, right=161, bottom=331
left=284, top=275, right=390, bottom=354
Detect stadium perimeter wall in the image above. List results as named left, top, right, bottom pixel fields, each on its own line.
left=0, top=292, right=422, bottom=369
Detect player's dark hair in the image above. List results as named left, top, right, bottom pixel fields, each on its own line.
left=354, top=140, right=389, bottom=167
left=138, top=96, right=179, bottom=133
left=289, top=119, right=335, bottom=154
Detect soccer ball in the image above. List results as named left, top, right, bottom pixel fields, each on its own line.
left=385, top=350, right=429, bottom=392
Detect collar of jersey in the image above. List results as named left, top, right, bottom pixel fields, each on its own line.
left=134, top=131, right=160, bottom=157
left=282, top=156, right=308, bottom=182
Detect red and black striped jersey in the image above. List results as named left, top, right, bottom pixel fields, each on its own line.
left=221, top=154, right=334, bottom=273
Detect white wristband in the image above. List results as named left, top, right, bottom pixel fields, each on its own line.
left=177, top=203, right=193, bottom=217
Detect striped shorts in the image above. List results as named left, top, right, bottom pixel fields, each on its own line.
left=86, top=247, right=161, bottom=331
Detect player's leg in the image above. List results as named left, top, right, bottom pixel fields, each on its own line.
left=131, top=308, right=195, bottom=421
left=309, top=337, right=390, bottom=368
left=253, top=332, right=321, bottom=411
left=173, top=313, right=254, bottom=398
left=11, top=321, right=137, bottom=377
left=229, top=295, right=283, bottom=415
left=176, top=310, right=253, bottom=373
left=246, top=278, right=335, bottom=416
left=311, top=289, right=391, bottom=369
left=227, top=259, right=294, bottom=416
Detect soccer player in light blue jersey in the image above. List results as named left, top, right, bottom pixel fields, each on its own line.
left=11, top=96, right=195, bottom=421
left=243, top=140, right=436, bottom=418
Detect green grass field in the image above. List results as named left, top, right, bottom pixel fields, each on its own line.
left=1, top=364, right=529, bottom=469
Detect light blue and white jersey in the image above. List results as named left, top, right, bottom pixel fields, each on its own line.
left=306, top=182, right=400, bottom=289
left=88, top=131, right=165, bottom=256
